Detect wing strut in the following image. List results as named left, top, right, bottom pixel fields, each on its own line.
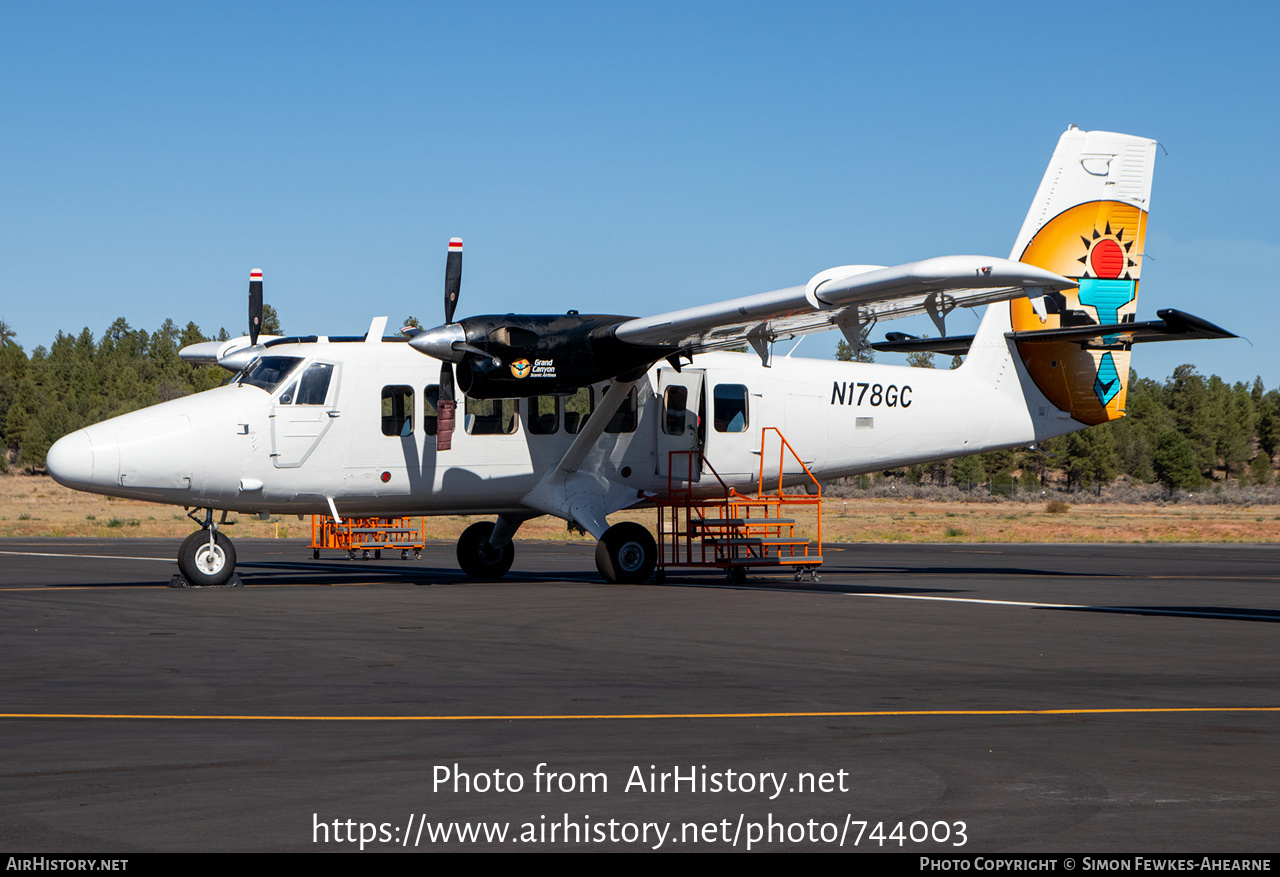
left=520, top=378, right=642, bottom=538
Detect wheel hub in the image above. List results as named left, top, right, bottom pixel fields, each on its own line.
left=195, top=544, right=226, bottom=575
left=618, top=542, right=644, bottom=572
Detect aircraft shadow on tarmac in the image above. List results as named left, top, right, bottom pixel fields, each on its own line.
left=33, top=554, right=1280, bottom=623
left=1057, top=604, right=1280, bottom=623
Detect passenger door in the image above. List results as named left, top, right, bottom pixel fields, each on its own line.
left=655, top=368, right=704, bottom=482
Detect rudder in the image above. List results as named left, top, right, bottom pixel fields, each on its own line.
left=1007, top=127, right=1157, bottom=425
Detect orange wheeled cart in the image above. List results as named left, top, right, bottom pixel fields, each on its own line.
left=310, top=516, right=427, bottom=560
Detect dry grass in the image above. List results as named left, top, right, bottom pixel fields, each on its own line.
left=2, top=475, right=1278, bottom=543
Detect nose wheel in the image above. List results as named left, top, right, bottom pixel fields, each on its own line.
left=177, top=529, right=239, bottom=587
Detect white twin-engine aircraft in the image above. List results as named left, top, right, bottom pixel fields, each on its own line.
left=46, top=127, right=1233, bottom=586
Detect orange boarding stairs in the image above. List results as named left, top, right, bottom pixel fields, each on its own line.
left=655, top=427, right=822, bottom=583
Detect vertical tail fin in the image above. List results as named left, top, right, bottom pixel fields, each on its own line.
left=1002, top=127, right=1157, bottom=424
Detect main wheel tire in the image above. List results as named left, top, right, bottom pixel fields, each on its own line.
left=177, top=530, right=237, bottom=586
left=456, top=521, right=515, bottom=581
left=595, top=522, right=657, bottom=584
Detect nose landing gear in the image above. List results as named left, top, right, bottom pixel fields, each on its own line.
left=172, top=509, right=242, bottom=587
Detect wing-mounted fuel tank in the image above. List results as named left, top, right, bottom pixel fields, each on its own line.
left=409, top=312, right=673, bottom=399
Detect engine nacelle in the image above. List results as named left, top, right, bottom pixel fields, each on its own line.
left=451, top=314, right=671, bottom=399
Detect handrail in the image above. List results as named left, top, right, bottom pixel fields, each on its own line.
left=756, top=426, right=823, bottom=499
left=656, top=429, right=822, bottom=577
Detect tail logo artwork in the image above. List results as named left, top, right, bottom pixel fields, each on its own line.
left=1011, top=200, right=1147, bottom=424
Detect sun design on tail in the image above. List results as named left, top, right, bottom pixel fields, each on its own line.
left=1074, top=221, right=1140, bottom=405
left=1010, top=200, right=1147, bottom=424
left=1079, top=221, right=1139, bottom=281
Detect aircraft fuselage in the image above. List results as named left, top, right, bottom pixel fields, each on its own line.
left=47, top=340, right=1073, bottom=520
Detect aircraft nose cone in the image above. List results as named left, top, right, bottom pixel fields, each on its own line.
left=46, top=429, right=95, bottom=488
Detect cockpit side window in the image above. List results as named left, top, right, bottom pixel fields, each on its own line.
left=295, top=363, right=334, bottom=405
left=236, top=356, right=302, bottom=393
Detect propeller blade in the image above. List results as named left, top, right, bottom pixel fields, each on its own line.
left=437, top=360, right=456, bottom=451
left=248, top=269, right=263, bottom=346
left=436, top=238, right=463, bottom=451
left=444, top=238, right=462, bottom=325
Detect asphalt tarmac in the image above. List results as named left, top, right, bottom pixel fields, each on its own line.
left=1, top=538, right=1277, bottom=853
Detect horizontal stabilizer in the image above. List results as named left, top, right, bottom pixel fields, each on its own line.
left=1006, top=309, right=1236, bottom=347
left=872, top=332, right=975, bottom=356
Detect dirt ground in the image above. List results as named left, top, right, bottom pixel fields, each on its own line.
left=3, top=474, right=1278, bottom=544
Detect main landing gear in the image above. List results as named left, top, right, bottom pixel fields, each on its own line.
left=173, top=509, right=241, bottom=587
left=594, top=522, right=657, bottom=584
left=453, top=517, right=658, bottom=585
left=456, top=521, right=515, bottom=581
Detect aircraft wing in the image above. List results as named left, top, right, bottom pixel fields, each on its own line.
left=179, top=335, right=283, bottom=371
left=612, top=255, right=1075, bottom=356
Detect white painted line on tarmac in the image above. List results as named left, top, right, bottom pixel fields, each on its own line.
left=845, top=591, right=1277, bottom=621
left=0, top=550, right=172, bottom=563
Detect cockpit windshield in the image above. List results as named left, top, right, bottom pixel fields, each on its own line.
left=234, top=356, right=303, bottom=393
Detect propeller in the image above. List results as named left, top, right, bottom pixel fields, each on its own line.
left=408, top=240, right=661, bottom=402
left=249, top=269, right=263, bottom=346
left=436, top=239, right=463, bottom=451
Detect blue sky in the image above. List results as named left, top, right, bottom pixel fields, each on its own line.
left=2, top=1, right=1276, bottom=386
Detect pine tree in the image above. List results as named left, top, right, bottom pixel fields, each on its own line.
left=1248, top=448, right=1273, bottom=486
left=1166, top=365, right=1215, bottom=475
left=952, top=454, right=985, bottom=491
left=906, top=348, right=935, bottom=369
left=262, top=304, right=282, bottom=335
left=1153, top=428, right=1201, bottom=491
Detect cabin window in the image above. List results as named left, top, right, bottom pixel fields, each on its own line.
left=295, top=363, right=334, bottom=405
left=713, top=384, right=748, bottom=433
left=662, top=385, right=688, bottom=435
left=529, top=395, right=558, bottom=435
left=278, top=381, right=298, bottom=405
left=423, top=385, right=439, bottom=436
left=237, top=356, right=302, bottom=393
left=564, top=387, right=593, bottom=434
left=381, top=386, right=414, bottom=437
left=602, top=385, right=638, bottom=434
left=465, top=397, right=517, bottom=435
